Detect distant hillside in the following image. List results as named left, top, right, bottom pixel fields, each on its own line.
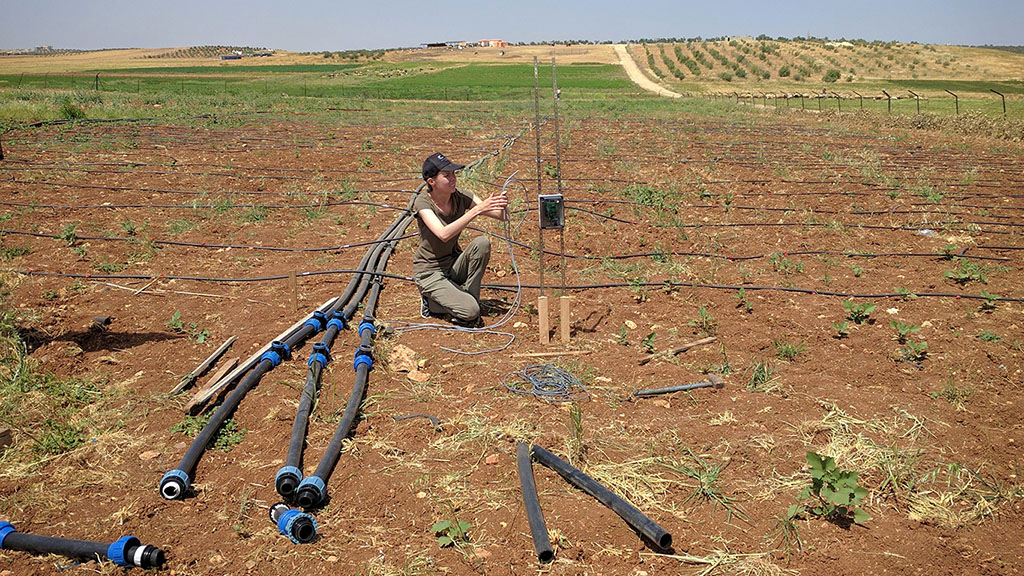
left=627, top=37, right=1024, bottom=91
left=145, top=46, right=268, bottom=59
left=976, top=45, right=1024, bottom=55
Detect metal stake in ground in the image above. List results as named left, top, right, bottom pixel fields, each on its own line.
left=551, top=57, right=571, bottom=343
left=533, top=56, right=549, bottom=345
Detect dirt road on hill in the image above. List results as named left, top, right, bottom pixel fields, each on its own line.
left=613, top=44, right=682, bottom=98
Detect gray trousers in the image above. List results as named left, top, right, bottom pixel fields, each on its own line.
left=415, top=236, right=491, bottom=322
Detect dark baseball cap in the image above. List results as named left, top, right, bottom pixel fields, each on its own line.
left=422, top=152, right=465, bottom=181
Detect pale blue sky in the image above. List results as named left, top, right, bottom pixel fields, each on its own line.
left=1, top=0, right=1020, bottom=52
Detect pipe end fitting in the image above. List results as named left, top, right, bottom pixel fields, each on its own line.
left=275, top=466, right=303, bottom=498
left=107, top=535, right=141, bottom=567
left=0, top=521, right=16, bottom=549
left=295, top=476, right=326, bottom=509
left=275, top=508, right=318, bottom=544
left=159, top=469, right=190, bottom=500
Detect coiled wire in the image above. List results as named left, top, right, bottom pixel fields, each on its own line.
left=503, top=364, right=589, bottom=403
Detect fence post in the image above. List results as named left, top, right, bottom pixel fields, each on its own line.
left=945, top=90, right=958, bottom=115
left=990, top=89, right=1006, bottom=117
left=835, top=92, right=841, bottom=113
left=882, top=90, right=891, bottom=114
left=852, top=90, right=862, bottom=110
left=908, top=90, right=920, bottom=114
left=801, top=94, right=804, bottom=110
left=94, top=73, right=99, bottom=91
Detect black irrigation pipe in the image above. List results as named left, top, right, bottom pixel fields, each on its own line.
left=14, top=268, right=413, bottom=284
left=478, top=230, right=1015, bottom=263
left=0, top=522, right=165, bottom=569
left=159, top=297, right=341, bottom=500
left=294, top=221, right=407, bottom=510
left=19, top=267, right=1021, bottom=303
left=515, top=443, right=554, bottom=564
left=0, top=199, right=413, bottom=212
left=486, top=281, right=1024, bottom=302
left=0, top=228, right=416, bottom=254
left=530, top=445, right=672, bottom=551
left=2, top=177, right=413, bottom=198
left=275, top=209, right=413, bottom=501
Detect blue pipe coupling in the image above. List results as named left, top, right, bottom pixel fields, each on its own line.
left=159, top=469, right=190, bottom=500
left=308, top=342, right=330, bottom=369
left=303, top=311, right=328, bottom=333
left=260, top=340, right=292, bottom=367
left=275, top=465, right=303, bottom=498
left=358, top=321, right=376, bottom=338
left=295, top=476, right=326, bottom=509
left=326, top=311, right=347, bottom=333
left=269, top=503, right=318, bottom=544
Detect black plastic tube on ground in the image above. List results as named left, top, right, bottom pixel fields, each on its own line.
left=295, top=229, right=405, bottom=509
left=276, top=216, right=404, bottom=499
left=0, top=522, right=165, bottom=569
left=530, top=445, right=672, bottom=551
left=515, top=443, right=554, bottom=563
left=160, top=321, right=327, bottom=500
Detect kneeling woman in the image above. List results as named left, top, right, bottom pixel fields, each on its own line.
left=414, top=153, right=508, bottom=325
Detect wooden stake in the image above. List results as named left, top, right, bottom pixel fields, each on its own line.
left=538, top=295, right=550, bottom=344
left=170, top=335, right=237, bottom=394
left=184, top=297, right=338, bottom=412
left=559, top=296, right=571, bottom=343
left=289, top=270, right=298, bottom=312
left=638, top=336, right=717, bottom=365
left=184, top=357, right=239, bottom=415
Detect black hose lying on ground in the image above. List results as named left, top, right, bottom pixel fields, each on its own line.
left=0, top=522, right=165, bottom=569
left=516, top=443, right=554, bottom=563
left=276, top=211, right=412, bottom=500
left=531, top=445, right=672, bottom=551
left=295, top=216, right=410, bottom=510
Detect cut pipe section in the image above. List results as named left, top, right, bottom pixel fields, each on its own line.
left=0, top=522, right=165, bottom=569
left=515, top=442, right=554, bottom=563
left=531, top=445, right=672, bottom=550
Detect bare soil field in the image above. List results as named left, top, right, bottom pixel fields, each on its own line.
left=0, top=101, right=1022, bottom=576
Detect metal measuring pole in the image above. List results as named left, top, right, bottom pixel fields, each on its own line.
left=551, top=57, right=571, bottom=343
left=533, top=57, right=549, bottom=344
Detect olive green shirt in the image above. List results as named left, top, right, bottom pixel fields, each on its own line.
left=413, top=189, right=473, bottom=275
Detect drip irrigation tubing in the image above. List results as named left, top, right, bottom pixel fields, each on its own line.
left=0, top=522, right=165, bottom=569
left=485, top=281, right=1024, bottom=302
left=503, top=364, right=590, bottom=402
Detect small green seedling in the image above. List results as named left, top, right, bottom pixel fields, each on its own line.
left=799, top=451, right=870, bottom=524
left=615, top=325, right=629, bottom=346
left=832, top=321, right=850, bottom=338
left=979, top=290, right=1001, bottom=311
left=939, top=244, right=959, bottom=260
left=432, top=519, right=471, bottom=548
left=899, top=340, right=928, bottom=362
left=978, top=330, right=1001, bottom=343
left=640, top=332, right=656, bottom=354
left=734, top=288, right=753, bottom=313
left=944, top=258, right=988, bottom=285
left=689, top=306, right=717, bottom=335
left=842, top=300, right=875, bottom=325
left=893, top=287, right=917, bottom=300
left=890, top=321, right=921, bottom=344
